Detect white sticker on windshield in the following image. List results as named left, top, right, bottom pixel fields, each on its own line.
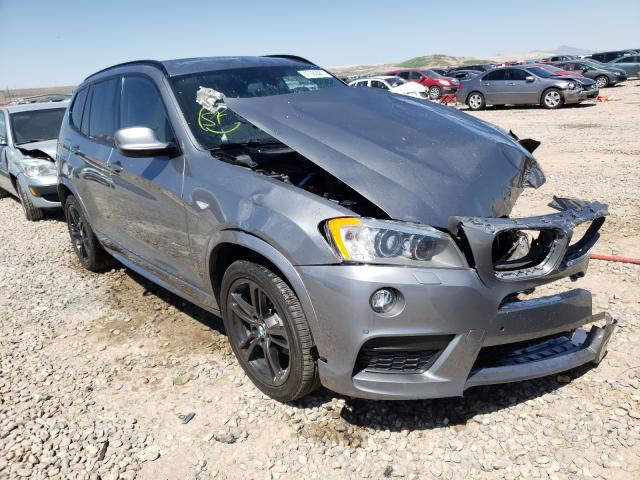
left=298, top=69, right=332, bottom=79
left=196, top=86, right=226, bottom=113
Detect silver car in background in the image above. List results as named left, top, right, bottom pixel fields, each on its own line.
left=456, top=66, right=586, bottom=111
left=0, top=101, right=68, bottom=220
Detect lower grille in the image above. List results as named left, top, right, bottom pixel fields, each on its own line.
left=356, top=349, right=438, bottom=374
left=353, top=335, right=452, bottom=375
left=473, top=333, right=578, bottom=370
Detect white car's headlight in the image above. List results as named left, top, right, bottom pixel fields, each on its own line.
left=21, top=158, right=56, bottom=177
left=325, top=217, right=467, bottom=268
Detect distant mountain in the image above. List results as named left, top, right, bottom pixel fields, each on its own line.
left=396, top=54, right=492, bottom=68
left=541, top=45, right=595, bottom=55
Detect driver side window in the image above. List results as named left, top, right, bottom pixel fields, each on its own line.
left=120, top=76, right=175, bottom=144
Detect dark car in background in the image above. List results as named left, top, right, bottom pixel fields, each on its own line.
left=57, top=55, right=615, bottom=402
left=385, top=68, right=459, bottom=99
left=448, top=70, right=480, bottom=81
left=552, top=60, right=627, bottom=88
left=607, top=54, right=640, bottom=77
left=457, top=66, right=586, bottom=110
left=448, top=64, right=494, bottom=74
left=588, top=50, right=637, bottom=63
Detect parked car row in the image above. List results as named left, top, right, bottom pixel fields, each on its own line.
left=0, top=55, right=617, bottom=404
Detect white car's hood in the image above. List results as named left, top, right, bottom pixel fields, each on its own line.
left=390, top=83, right=427, bottom=95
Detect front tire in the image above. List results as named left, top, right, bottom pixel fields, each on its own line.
left=542, top=88, right=564, bottom=109
left=221, top=260, right=319, bottom=402
left=428, top=85, right=442, bottom=100
left=64, top=195, right=111, bottom=271
left=16, top=182, right=43, bottom=221
left=595, top=75, right=609, bottom=88
left=467, top=92, right=486, bottom=111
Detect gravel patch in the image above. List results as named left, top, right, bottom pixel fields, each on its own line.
left=1, top=81, right=639, bottom=479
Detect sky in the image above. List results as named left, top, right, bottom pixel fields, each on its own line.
left=1, top=0, right=639, bottom=88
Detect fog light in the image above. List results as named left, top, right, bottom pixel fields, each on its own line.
left=370, top=288, right=397, bottom=314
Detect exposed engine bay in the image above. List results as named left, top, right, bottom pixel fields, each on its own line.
left=211, top=144, right=389, bottom=218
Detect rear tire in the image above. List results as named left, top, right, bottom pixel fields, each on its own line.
left=221, top=260, right=319, bottom=402
left=16, top=182, right=44, bottom=221
left=542, top=88, right=564, bottom=109
left=428, top=85, right=442, bottom=100
left=595, top=75, right=609, bottom=88
left=467, top=92, right=486, bottom=111
left=64, top=195, right=112, bottom=272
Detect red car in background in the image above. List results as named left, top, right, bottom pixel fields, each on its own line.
left=385, top=68, right=459, bottom=99
left=537, top=63, right=584, bottom=77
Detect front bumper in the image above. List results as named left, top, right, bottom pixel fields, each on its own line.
left=17, top=173, right=61, bottom=209
left=300, top=198, right=613, bottom=400
left=562, top=88, right=584, bottom=104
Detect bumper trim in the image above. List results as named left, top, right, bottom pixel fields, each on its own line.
left=465, top=312, right=616, bottom=388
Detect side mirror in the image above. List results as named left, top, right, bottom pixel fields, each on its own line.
left=525, top=76, right=535, bottom=82
left=114, top=127, right=175, bottom=157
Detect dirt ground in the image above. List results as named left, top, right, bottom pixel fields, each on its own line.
left=0, top=81, right=639, bottom=480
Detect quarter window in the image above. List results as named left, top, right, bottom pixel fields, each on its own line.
left=120, top=76, right=174, bottom=143
left=70, top=88, right=88, bottom=130
left=88, top=78, right=119, bottom=143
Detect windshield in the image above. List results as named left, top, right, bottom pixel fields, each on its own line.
left=526, top=67, right=555, bottom=78
left=386, top=77, right=406, bottom=87
left=422, top=69, right=443, bottom=78
left=170, top=65, right=344, bottom=149
left=10, top=108, right=66, bottom=145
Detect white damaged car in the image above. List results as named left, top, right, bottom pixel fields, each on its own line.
left=348, top=76, right=428, bottom=99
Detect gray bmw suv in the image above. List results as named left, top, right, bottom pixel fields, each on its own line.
left=57, top=56, right=615, bottom=401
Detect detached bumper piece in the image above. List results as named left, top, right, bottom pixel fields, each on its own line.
left=466, top=313, right=617, bottom=388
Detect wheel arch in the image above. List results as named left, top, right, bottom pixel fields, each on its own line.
left=466, top=90, right=484, bottom=104
left=540, top=86, right=561, bottom=105
left=207, top=231, right=324, bottom=355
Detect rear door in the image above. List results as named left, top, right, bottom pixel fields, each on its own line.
left=481, top=69, right=508, bottom=104
left=0, top=110, right=12, bottom=192
left=105, top=75, right=194, bottom=283
left=62, top=80, right=118, bottom=236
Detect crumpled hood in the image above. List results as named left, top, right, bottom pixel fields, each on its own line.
left=226, top=88, right=544, bottom=227
left=16, top=139, right=57, bottom=161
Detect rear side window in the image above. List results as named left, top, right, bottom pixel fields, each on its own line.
left=408, top=72, right=421, bottom=80
left=88, top=78, right=119, bottom=143
left=120, top=76, right=174, bottom=143
left=70, top=88, right=88, bottom=130
left=485, top=70, right=506, bottom=81
left=0, top=113, right=6, bottom=143
left=397, top=72, right=410, bottom=80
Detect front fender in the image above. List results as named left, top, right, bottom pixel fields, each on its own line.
left=206, top=229, right=322, bottom=354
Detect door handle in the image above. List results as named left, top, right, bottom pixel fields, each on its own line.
left=482, top=82, right=490, bottom=86
left=71, top=144, right=80, bottom=153
left=108, top=161, right=124, bottom=174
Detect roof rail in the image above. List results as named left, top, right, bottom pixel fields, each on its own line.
left=262, top=54, right=317, bottom=66
left=84, top=60, right=167, bottom=81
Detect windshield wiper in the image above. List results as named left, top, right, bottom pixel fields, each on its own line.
left=209, top=140, right=285, bottom=151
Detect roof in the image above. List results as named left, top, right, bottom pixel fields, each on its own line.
left=1, top=100, right=69, bottom=113
left=351, top=76, right=401, bottom=82
left=85, top=56, right=317, bottom=82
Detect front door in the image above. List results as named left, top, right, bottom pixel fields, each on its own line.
left=505, top=68, right=539, bottom=104
left=106, top=75, right=195, bottom=285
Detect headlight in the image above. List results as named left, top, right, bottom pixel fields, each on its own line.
left=567, top=82, right=576, bottom=89
left=614, top=72, right=621, bottom=76
left=324, top=217, right=467, bottom=268
left=21, top=158, right=56, bottom=177
left=438, top=79, right=450, bottom=86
